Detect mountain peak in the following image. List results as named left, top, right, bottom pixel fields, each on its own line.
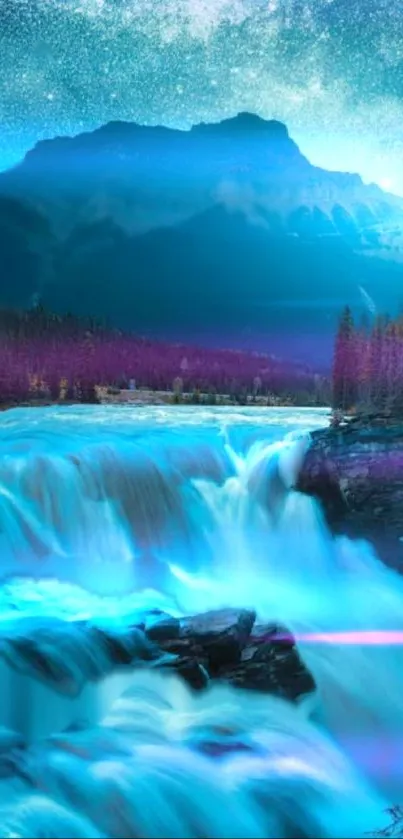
left=192, top=112, right=289, bottom=138
left=2, top=111, right=402, bottom=248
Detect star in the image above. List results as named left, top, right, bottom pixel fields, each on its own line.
left=0, top=0, right=402, bottom=194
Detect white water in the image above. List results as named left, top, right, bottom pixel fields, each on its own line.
left=0, top=405, right=401, bottom=837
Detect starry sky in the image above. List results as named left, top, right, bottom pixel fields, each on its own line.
left=1, top=0, right=402, bottom=194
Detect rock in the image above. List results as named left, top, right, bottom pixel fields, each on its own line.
left=180, top=607, right=256, bottom=640
left=217, top=622, right=315, bottom=699
left=157, top=656, right=210, bottom=690
left=179, top=608, right=256, bottom=673
left=154, top=611, right=315, bottom=702
left=0, top=607, right=315, bottom=711
left=297, top=419, right=403, bottom=567
left=145, top=615, right=180, bottom=643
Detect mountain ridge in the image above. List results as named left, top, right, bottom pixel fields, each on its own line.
left=1, top=112, right=401, bottom=241
left=1, top=112, right=403, bottom=366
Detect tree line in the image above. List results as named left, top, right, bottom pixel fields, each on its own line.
left=0, top=305, right=326, bottom=406
left=332, top=306, right=403, bottom=415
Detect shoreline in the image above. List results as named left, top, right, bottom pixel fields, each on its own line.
left=0, top=387, right=329, bottom=411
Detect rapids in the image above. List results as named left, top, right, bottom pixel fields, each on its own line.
left=0, top=404, right=401, bottom=838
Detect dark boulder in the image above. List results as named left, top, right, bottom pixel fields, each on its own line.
left=220, top=622, right=315, bottom=699
left=179, top=608, right=256, bottom=673
left=145, top=614, right=181, bottom=643
left=297, top=417, right=403, bottom=567
left=0, top=607, right=315, bottom=705
left=157, top=656, right=210, bottom=690
left=155, top=609, right=315, bottom=701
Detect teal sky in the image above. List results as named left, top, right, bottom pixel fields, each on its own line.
left=0, top=0, right=402, bottom=194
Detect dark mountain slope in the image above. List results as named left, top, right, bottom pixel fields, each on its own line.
left=1, top=113, right=403, bottom=364
left=0, top=196, right=54, bottom=307
left=41, top=205, right=403, bottom=365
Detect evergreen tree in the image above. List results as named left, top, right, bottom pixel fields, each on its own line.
left=369, top=315, right=388, bottom=412
left=332, top=306, right=357, bottom=411
left=389, top=322, right=403, bottom=416
left=355, top=325, right=371, bottom=412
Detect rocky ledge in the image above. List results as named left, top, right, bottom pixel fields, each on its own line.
left=1, top=607, right=315, bottom=702
left=297, top=414, right=403, bottom=567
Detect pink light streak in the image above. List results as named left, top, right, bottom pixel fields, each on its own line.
left=295, top=630, right=403, bottom=645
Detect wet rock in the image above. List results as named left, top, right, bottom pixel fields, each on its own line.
left=179, top=608, right=256, bottom=672
left=0, top=608, right=315, bottom=705
left=180, top=607, right=256, bottom=639
left=157, top=656, right=210, bottom=690
left=217, top=622, right=315, bottom=699
left=297, top=418, right=403, bottom=567
left=145, top=615, right=181, bottom=643
left=156, top=611, right=315, bottom=702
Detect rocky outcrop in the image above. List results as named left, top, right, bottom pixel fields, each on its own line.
left=153, top=608, right=315, bottom=700
left=297, top=416, right=403, bottom=567
left=0, top=608, right=315, bottom=704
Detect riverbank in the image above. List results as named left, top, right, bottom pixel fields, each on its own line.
left=0, top=386, right=328, bottom=410
left=98, top=387, right=303, bottom=407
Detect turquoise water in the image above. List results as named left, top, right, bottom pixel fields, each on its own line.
left=0, top=404, right=401, bottom=838
left=0, top=405, right=329, bottom=592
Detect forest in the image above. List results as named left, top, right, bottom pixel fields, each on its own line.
left=0, top=305, right=326, bottom=406
left=5, top=303, right=400, bottom=413
left=332, top=306, right=403, bottom=416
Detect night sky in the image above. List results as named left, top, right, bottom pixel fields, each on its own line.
left=0, top=0, right=402, bottom=194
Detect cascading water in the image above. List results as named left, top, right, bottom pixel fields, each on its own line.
left=0, top=405, right=323, bottom=595
left=0, top=404, right=401, bottom=837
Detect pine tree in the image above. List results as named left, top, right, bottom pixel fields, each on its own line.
left=390, top=322, right=403, bottom=416
left=355, top=326, right=371, bottom=412
left=369, top=315, right=388, bottom=412
left=332, top=306, right=357, bottom=412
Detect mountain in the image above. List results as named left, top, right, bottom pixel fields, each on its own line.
left=1, top=112, right=402, bottom=241
left=1, top=112, right=403, bottom=365
left=0, top=195, right=54, bottom=308
left=41, top=204, right=403, bottom=365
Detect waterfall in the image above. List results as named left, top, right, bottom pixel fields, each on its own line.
left=0, top=405, right=324, bottom=594
left=0, top=404, right=401, bottom=836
